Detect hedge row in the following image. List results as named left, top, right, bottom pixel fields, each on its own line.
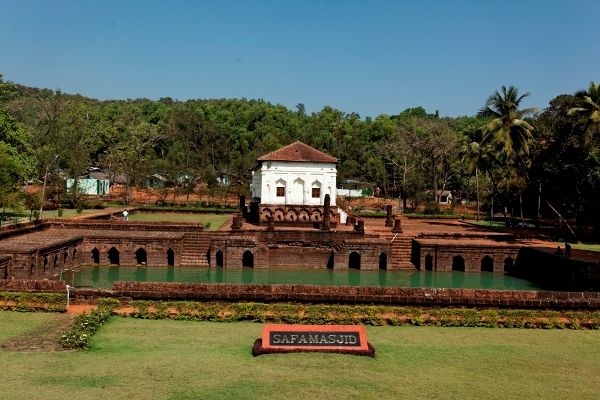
left=0, top=292, right=67, bottom=312
left=60, top=307, right=111, bottom=350
left=137, top=206, right=238, bottom=214
left=125, top=301, right=600, bottom=330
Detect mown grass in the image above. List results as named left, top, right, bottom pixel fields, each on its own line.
left=127, top=213, right=231, bottom=230
left=0, top=312, right=57, bottom=341
left=553, top=242, right=600, bottom=253
left=1, top=313, right=599, bottom=399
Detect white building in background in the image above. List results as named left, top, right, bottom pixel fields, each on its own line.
left=251, top=141, right=338, bottom=206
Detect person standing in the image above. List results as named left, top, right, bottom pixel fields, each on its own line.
left=123, top=209, right=129, bottom=221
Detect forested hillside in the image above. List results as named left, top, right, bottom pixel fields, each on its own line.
left=1, top=74, right=599, bottom=227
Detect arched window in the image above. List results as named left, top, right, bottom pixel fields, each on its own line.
left=504, top=257, right=514, bottom=272
left=216, top=250, right=224, bottom=267
left=452, top=255, right=465, bottom=272
left=136, top=248, right=147, bottom=265
left=481, top=255, right=494, bottom=272
left=108, top=247, right=120, bottom=265
left=242, top=250, right=254, bottom=268
left=92, top=248, right=100, bottom=264
left=379, top=253, right=387, bottom=270
left=349, top=252, right=361, bottom=269
left=167, top=249, right=175, bottom=266
left=425, top=254, right=433, bottom=271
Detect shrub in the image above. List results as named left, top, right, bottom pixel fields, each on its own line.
left=60, top=308, right=111, bottom=350
left=76, top=203, right=84, bottom=214
left=97, top=297, right=121, bottom=312
left=204, top=222, right=211, bottom=229
left=57, top=208, right=64, bottom=217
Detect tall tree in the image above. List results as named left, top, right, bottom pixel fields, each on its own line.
left=568, top=81, right=600, bottom=146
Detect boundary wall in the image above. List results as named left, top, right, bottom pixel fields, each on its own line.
left=2, top=280, right=600, bottom=309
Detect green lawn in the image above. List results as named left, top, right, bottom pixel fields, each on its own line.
left=553, top=242, right=600, bottom=253
left=128, top=213, right=231, bottom=230
left=0, top=312, right=56, bottom=341
left=42, top=208, right=121, bottom=219
left=1, top=313, right=599, bottom=399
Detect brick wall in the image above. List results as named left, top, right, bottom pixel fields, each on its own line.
left=513, top=246, right=600, bottom=291
left=4, top=279, right=600, bottom=309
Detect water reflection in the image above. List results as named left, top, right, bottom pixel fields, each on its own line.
left=73, top=265, right=546, bottom=291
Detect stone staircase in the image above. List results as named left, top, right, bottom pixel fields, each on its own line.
left=389, top=234, right=416, bottom=270
left=180, top=232, right=213, bottom=266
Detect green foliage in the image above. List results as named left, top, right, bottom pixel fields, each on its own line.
left=60, top=308, right=111, bottom=350
left=0, top=292, right=67, bottom=312
left=57, top=207, right=64, bottom=217
left=116, top=301, right=600, bottom=330
left=76, top=203, right=84, bottom=213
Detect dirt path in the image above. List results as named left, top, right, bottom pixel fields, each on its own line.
left=0, top=313, right=75, bottom=352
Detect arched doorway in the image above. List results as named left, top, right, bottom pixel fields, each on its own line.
left=43, top=257, right=48, bottom=272
left=242, top=250, right=254, bottom=268
left=452, top=255, right=465, bottom=272
left=504, top=257, right=514, bottom=272
left=349, top=252, right=361, bottom=269
left=379, top=253, right=387, bottom=270
left=53, top=255, right=58, bottom=271
left=108, top=247, right=120, bottom=265
left=425, top=254, right=433, bottom=271
left=72, top=248, right=77, bottom=261
left=167, top=249, right=175, bottom=266
left=92, top=248, right=100, bottom=264
left=216, top=250, right=224, bottom=267
left=135, top=248, right=147, bottom=265
left=481, top=255, right=494, bottom=272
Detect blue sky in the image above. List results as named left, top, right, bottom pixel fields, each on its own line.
left=2, top=0, right=598, bottom=118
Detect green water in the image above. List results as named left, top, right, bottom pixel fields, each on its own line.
left=72, top=265, right=546, bottom=291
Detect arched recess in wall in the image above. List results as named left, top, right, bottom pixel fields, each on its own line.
left=135, top=248, right=147, bottom=265
left=379, top=253, right=387, bottom=270
left=63, top=252, right=68, bottom=265
left=215, top=250, right=224, bottom=267
left=92, top=248, right=100, bottom=264
left=29, top=263, right=35, bottom=277
left=108, top=247, right=120, bottom=265
left=167, top=249, right=175, bottom=266
left=452, top=255, right=465, bottom=272
left=53, top=255, right=58, bottom=271
left=504, top=257, right=514, bottom=272
left=43, top=256, right=48, bottom=272
left=72, top=248, right=77, bottom=261
left=349, top=252, right=361, bottom=269
left=425, top=254, right=433, bottom=271
left=242, top=250, right=254, bottom=268
left=292, top=177, right=305, bottom=204
left=481, top=255, right=494, bottom=272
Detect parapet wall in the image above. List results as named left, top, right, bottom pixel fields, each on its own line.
left=48, top=219, right=204, bottom=231
left=3, top=280, right=597, bottom=309
left=513, top=246, right=600, bottom=291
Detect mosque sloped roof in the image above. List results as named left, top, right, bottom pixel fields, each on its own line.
left=257, top=141, right=338, bottom=163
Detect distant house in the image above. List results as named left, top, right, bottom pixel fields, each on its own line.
left=66, top=178, right=110, bottom=195
left=143, top=173, right=167, bottom=189
left=437, top=190, right=453, bottom=204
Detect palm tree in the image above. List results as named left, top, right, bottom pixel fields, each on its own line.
left=461, top=128, right=495, bottom=221
left=568, top=81, right=600, bottom=146
left=477, top=86, right=540, bottom=161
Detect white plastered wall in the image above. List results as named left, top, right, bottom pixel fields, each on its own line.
left=251, top=161, right=337, bottom=206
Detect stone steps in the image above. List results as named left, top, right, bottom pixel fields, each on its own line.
left=390, top=236, right=416, bottom=270
left=180, top=232, right=213, bottom=266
